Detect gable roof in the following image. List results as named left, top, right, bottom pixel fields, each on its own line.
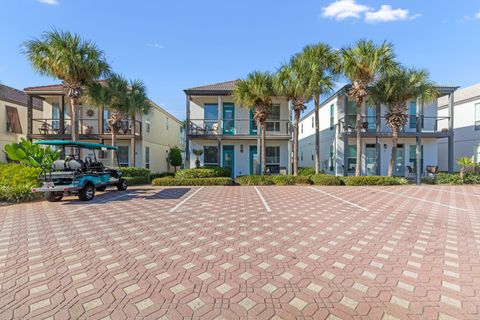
left=0, top=84, right=43, bottom=110
left=438, top=83, right=480, bottom=108
left=24, top=83, right=64, bottom=94
left=184, top=80, right=240, bottom=95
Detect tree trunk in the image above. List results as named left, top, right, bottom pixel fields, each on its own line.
left=355, top=98, right=363, bottom=176
left=293, top=109, right=300, bottom=176
left=388, top=126, right=399, bottom=177
left=69, top=97, right=79, bottom=141
left=261, top=122, right=266, bottom=175
left=460, top=167, right=465, bottom=181
left=314, top=95, right=321, bottom=174
left=111, top=131, right=117, bottom=164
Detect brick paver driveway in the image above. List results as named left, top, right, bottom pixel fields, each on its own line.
left=1, top=185, right=480, bottom=319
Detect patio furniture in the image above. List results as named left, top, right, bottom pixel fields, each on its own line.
left=426, top=165, right=439, bottom=175
left=406, top=165, right=415, bottom=179
left=39, top=122, right=50, bottom=134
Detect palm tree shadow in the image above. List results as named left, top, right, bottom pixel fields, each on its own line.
left=144, top=188, right=191, bottom=200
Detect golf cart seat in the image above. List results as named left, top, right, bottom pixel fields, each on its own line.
left=66, top=159, right=83, bottom=171
left=52, top=160, right=66, bottom=171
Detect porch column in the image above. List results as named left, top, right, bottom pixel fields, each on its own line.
left=447, top=93, right=455, bottom=173
left=130, top=138, right=135, bottom=166
left=217, top=138, right=222, bottom=167
left=60, top=95, right=65, bottom=135
left=27, top=95, right=33, bottom=140
left=375, top=103, right=381, bottom=175
left=257, top=126, right=261, bottom=175
left=185, top=95, right=191, bottom=168
left=287, top=99, right=292, bottom=175
left=343, top=94, right=348, bottom=176
left=416, top=99, right=423, bottom=185
left=218, top=96, right=223, bottom=135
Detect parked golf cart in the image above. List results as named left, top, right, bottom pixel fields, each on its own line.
left=32, top=140, right=128, bottom=202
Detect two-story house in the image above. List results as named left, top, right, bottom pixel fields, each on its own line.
left=298, top=84, right=457, bottom=179
left=438, top=83, right=480, bottom=170
left=0, top=84, right=43, bottom=162
left=23, top=83, right=184, bottom=173
left=184, top=80, right=292, bottom=177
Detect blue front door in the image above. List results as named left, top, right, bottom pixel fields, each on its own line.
left=222, top=145, right=234, bottom=177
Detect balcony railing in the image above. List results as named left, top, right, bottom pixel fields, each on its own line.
left=187, top=119, right=291, bottom=136
left=338, top=115, right=450, bottom=135
left=32, top=118, right=142, bottom=136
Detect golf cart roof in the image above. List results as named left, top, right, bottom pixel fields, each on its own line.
left=34, top=140, right=118, bottom=150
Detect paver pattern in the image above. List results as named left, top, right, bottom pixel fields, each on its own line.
left=1, top=185, right=480, bottom=319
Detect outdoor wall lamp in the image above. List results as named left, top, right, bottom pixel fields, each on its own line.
left=383, top=144, right=387, bottom=150
left=240, top=144, right=244, bottom=153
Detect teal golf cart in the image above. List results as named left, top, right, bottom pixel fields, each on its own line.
left=32, top=140, right=128, bottom=202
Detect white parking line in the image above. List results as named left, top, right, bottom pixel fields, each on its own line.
left=423, top=187, right=480, bottom=197
left=368, top=188, right=469, bottom=211
left=68, top=192, right=132, bottom=213
left=254, top=187, right=271, bottom=212
left=169, top=187, right=204, bottom=213
left=308, top=187, right=369, bottom=212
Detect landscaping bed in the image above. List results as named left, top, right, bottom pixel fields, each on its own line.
left=0, top=163, right=42, bottom=203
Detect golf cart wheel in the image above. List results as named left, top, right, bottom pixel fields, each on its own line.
left=45, top=192, right=63, bottom=202
left=117, top=178, right=128, bottom=191
left=78, top=183, right=95, bottom=201
left=96, top=185, right=107, bottom=192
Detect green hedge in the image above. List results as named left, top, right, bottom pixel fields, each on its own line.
left=175, top=167, right=230, bottom=179
left=342, top=176, right=408, bottom=186
left=125, top=175, right=151, bottom=186
left=0, top=164, right=42, bottom=203
left=463, top=173, right=480, bottom=184
left=150, top=172, right=174, bottom=181
left=235, top=175, right=275, bottom=185
left=298, top=167, right=316, bottom=176
left=310, top=174, right=343, bottom=185
left=120, top=167, right=151, bottom=177
left=152, top=177, right=233, bottom=186
left=423, top=172, right=480, bottom=185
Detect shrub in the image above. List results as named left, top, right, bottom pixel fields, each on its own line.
left=298, top=167, right=315, bottom=176
left=175, top=167, right=230, bottom=179
left=0, top=163, right=42, bottom=203
left=271, top=175, right=296, bottom=185
left=463, top=173, right=480, bottom=184
left=434, top=172, right=463, bottom=185
left=152, top=177, right=233, bottom=186
left=120, top=167, right=151, bottom=177
left=124, top=175, right=151, bottom=186
left=235, top=175, right=275, bottom=185
left=150, top=172, right=175, bottom=181
left=310, top=174, right=344, bottom=186
left=168, top=146, right=183, bottom=172
left=293, top=176, right=312, bottom=185
left=342, top=176, right=408, bottom=186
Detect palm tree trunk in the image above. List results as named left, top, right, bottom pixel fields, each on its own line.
left=111, top=131, right=117, bottom=164
left=69, top=97, right=79, bottom=141
left=261, top=122, right=266, bottom=175
left=314, top=95, right=320, bottom=174
left=355, top=98, right=363, bottom=176
left=388, top=126, right=399, bottom=177
left=293, top=109, right=300, bottom=176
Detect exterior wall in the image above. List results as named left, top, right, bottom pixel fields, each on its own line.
left=438, top=96, right=480, bottom=171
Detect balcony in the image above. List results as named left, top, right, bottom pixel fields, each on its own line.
left=29, top=118, right=142, bottom=139
left=338, top=115, right=451, bottom=137
left=187, top=119, right=291, bottom=138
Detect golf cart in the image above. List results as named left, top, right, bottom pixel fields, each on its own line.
left=32, top=140, right=128, bottom=202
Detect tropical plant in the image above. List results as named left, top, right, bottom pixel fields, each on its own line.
left=168, top=146, right=183, bottom=172
left=341, top=40, right=398, bottom=176
left=192, top=149, right=203, bottom=168
left=275, top=58, right=312, bottom=176
left=233, top=71, right=275, bottom=175
left=23, top=29, right=110, bottom=141
left=4, top=138, right=59, bottom=169
left=296, top=43, right=340, bottom=174
left=369, top=68, right=438, bottom=176
left=87, top=73, right=150, bottom=151
left=457, top=156, right=475, bottom=180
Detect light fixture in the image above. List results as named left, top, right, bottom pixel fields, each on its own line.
left=240, top=144, right=244, bottom=153
left=383, top=144, right=387, bottom=150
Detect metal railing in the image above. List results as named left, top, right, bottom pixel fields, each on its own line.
left=32, top=118, right=142, bottom=136
left=187, top=119, right=291, bottom=136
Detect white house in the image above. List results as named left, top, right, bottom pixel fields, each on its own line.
left=184, top=80, right=292, bottom=177
left=298, top=84, right=457, bottom=179
left=438, top=83, right=480, bottom=171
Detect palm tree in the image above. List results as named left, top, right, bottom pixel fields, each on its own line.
left=23, top=29, right=110, bottom=141
left=296, top=43, right=340, bottom=174
left=275, top=58, right=312, bottom=176
left=87, top=73, right=150, bottom=151
left=341, top=40, right=398, bottom=176
left=369, top=68, right=438, bottom=176
left=233, top=71, right=275, bottom=175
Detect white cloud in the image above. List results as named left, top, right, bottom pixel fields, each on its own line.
left=37, top=0, right=59, bottom=5
left=365, top=5, right=417, bottom=23
left=147, top=43, right=164, bottom=49
left=322, top=0, right=370, bottom=20
left=476, top=11, right=480, bottom=19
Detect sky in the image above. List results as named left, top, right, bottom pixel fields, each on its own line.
left=0, top=0, right=479, bottom=120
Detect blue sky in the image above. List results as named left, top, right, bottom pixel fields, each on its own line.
left=0, top=0, right=479, bottom=120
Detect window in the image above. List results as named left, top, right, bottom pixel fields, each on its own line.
left=311, top=116, right=314, bottom=128
left=203, top=146, right=218, bottom=166
left=409, top=145, right=424, bottom=174
left=330, top=104, right=334, bottom=130
left=409, top=101, right=417, bottom=129
left=145, top=146, right=150, bottom=169
left=145, top=112, right=151, bottom=133
left=117, top=146, right=129, bottom=167
left=475, top=103, right=480, bottom=130
left=301, top=123, right=303, bottom=134
left=329, top=144, right=335, bottom=171
left=476, top=144, right=480, bottom=164
left=266, top=146, right=280, bottom=174
left=52, top=102, right=60, bottom=130
left=5, top=106, right=22, bottom=133
left=311, top=153, right=314, bottom=161
left=266, top=104, right=280, bottom=132
left=347, top=145, right=357, bottom=173
left=301, top=153, right=303, bottom=161
left=165, top=117, right=169, bottom=130
left=366, top=106, right=375, bottom=131
left=204, top=104, right=218, bottom=132
left=347, top=101, right=356, bottom=128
